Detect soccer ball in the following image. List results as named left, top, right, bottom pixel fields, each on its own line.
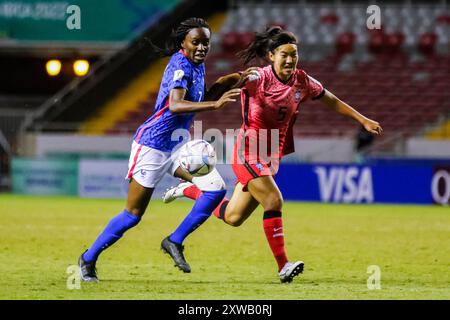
left=178, top=139, right=216, bottom=177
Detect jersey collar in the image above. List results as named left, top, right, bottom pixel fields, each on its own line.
left=271, top=65, right=293, bottom=85
left=179, top=49, right=204, bottom=67
left=179, top=49, right=188, bottom=57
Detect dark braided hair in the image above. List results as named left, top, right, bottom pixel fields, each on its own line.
left=148, top=17, right=210, bottom=56
left=237, top=26, right=298, bottom=65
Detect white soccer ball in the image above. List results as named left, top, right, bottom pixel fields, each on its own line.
left=178, top=139, right=216, bottom=177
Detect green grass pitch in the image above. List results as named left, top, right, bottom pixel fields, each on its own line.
left=0, top=194, right=449, bottom=300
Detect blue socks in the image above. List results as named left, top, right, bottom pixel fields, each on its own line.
left=169, top=189, right=226, bottom=244
left=83, top=190, right=226, bottom=261
left=83, top=209, right=140, bottom=262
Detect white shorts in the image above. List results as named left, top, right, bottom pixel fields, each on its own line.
left=125, top=141, right=180, bottom=188
left=126, top=141, right=226, bottom=191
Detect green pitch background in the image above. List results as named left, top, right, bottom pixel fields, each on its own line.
left=0, top=194, right=449, bottom=300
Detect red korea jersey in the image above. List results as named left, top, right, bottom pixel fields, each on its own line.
left=236, top=65, right=325, bottom=163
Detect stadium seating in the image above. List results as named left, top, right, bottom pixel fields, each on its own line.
left=107, top=3, right=450, bottom=152
left=220, top=4, right=450, bottom=46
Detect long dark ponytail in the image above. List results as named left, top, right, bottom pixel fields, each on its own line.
left=237, top=26, right=298, bottom=65
left=147, top=17, right=210, bottom=56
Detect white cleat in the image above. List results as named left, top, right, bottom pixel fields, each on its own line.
left=279, top=261, right=304, bottom=283
left=162, top=181, right=193, bottom=203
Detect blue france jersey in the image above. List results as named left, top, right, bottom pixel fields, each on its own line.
left=133, top=51, right=205, bottom=152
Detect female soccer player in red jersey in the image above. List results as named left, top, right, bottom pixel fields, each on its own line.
left=164, top=26, right=382, bottom=283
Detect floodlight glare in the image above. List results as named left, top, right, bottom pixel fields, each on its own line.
left=46, top=60, right=61, bottom=76
left=73, top=60, right=90, bottom=76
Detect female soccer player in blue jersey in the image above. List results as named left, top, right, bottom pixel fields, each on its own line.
left=78, top=18, right=252, bottom=282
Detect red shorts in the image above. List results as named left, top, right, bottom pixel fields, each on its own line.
left=231, top=143, right=278, bottom=191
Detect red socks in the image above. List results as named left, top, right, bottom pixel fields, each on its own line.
left=183, top=184, right=202, bottom=200
left=183, top=186, right=289, bottom=271
left=263, top=211, right=288, bottom=271
left=213, top=199, right=229, bottom=219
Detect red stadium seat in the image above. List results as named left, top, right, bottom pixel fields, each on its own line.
left=368, top=31, right=385, bottom=54
left=385, top=32, right=405, bottom=54
left=436, top=14, right=450, bottom=24
left=418, top=32, right=438, bottom=56
left=335, top=32, right=356, bottom=55
left=239, top=32, right=255, bottom=50
left=221, top=32, right=241, bottom=53
left=221, top=32, right=254, bottom=54
left=320, top=13, right=339, bottom=25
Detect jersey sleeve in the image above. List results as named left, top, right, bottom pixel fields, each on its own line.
left=306, top=74, right=325, bottom=100
left=167, top=57, right=193, bottom=92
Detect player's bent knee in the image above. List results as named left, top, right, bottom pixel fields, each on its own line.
left=126, top=207, right=145, bottom=218
left=224, top=214, right=244, bottom=227
left=223, top=206, right=246, bottom=227
left=262, top=194, right=283, bottom=211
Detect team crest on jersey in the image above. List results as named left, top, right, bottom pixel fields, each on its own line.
left=255, top=163, right=264, bottom=172
left=173, top=70, right=184, bottom=81
left=294, top=89, right=302, bottom=102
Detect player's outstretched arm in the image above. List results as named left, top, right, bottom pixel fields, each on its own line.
left=169, top=88, right=241, bottom=114
left=319, top=89, right=383, bottom=135
left=204, top=67, right=260, bottom=101
left=204, top=73, right=241, bottom=101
